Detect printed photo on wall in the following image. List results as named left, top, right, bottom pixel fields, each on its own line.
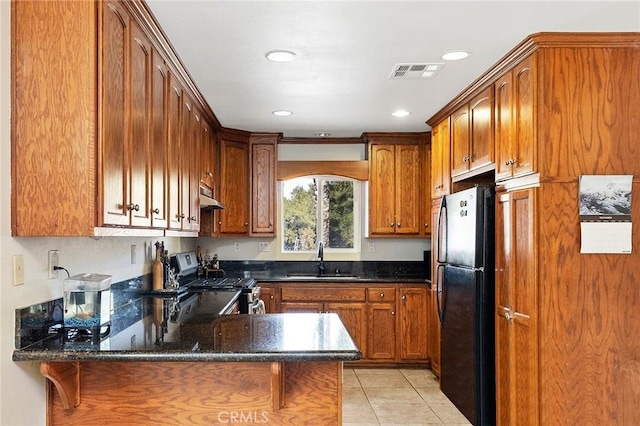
left=579, top=175, right=632, bottom=254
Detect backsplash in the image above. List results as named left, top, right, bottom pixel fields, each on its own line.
left=15, top=275, right=152, bottom=349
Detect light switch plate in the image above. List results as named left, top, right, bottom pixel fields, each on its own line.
left=258, top=242, right=269, bottom=252
left=13, top=255, right=25, bottom=286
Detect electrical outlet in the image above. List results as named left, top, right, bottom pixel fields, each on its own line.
left=258, top=242, right=269, bottom=252
left=234, top=241, right=240, bottom=252
left=368, top=242, right=375, bottom=253
left=48, top=250, right=59, bottom=279
left=13, top=255, right=25, bottom=286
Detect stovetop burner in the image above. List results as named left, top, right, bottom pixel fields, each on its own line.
left=185, top=276, right=256, bottom=291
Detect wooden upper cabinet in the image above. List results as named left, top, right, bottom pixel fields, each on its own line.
left=166, top=75, right=183, bottom=230
left=495, top=55, right=536, bottom=182
left=188, top=109, right=202, bottom=232
left=219, top=138, right=250, bottom=234
left=250, top=133, right=279, bottom=236
left=201, top=122, right=216, bottom=191
left=367, top=134, right=424, bottom=237
left=101, top=1, right=131, bottom=227
left=150, top=49, right=168, bottom=229
left=421, top=140, right=432, bottom=236
left=431, top=118, right=451, bottom=199
left=450, top=86, right=494, bottom=181
left=179, top=96, right=193, bottom=230
left=129, top=25, right=152, bottom=228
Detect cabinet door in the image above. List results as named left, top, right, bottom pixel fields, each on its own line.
left=450, top=104, right=470, bottom=178
left=431, top=118, right=451, bottom=198
left=149, top=49, right=168, bottom=229
left=421, top=141, right=431, bottom=236
left=429, top=198, right=443, bottom=375
left=327, top=302, right=367, bottom=359
left=512, top=55, right=536, bottom=178
left=469, top=86, right=494, bottom=171
left=219, top=139, right=250, bottom=234
left=399, top=286, right=428, bottom=360
left=201, top=122, right=216, bottom=191
left=179, top=97, right=194, bottom=230
left=251, top=141, right=277, bottom=235
left=188, top=110, right=202, bottom=231
left=495, top=189, right=538, bottom=425
left=369, top=144, right=396, bottom=235
left=166, top=76, right=182, bottom=230
left=259, top=284, right=279, bottom=313
left=101, top=1, right=130, bottom=226
left=495, top=71, right=514, bottom=181
left=395, top=144, right=421, bottom=235
left=367, top=303, right=396, bottom=360
left=129, top=25, right=152, bottom=227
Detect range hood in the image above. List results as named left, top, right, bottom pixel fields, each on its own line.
left=199, top=185, right=225, bottom=209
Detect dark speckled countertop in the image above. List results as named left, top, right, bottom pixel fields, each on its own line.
left=13, top=289, right=361, bottom=363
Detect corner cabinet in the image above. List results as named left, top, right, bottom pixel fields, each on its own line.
left=365, top=133, right=428, bottom=237
left=250, top=133, right=280, bottom=236
left=12, top=0, right=215, bottom=237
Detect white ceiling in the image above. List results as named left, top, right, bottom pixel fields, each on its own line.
left=145, top=1, right=639, bottom=138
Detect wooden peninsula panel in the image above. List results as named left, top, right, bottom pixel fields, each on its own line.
left=47, top=361, right=342, bottom=425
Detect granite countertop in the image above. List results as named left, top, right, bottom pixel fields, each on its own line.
left=247, top=271, right=431, bottom=284
left=12, top=289, right=361, bottom=363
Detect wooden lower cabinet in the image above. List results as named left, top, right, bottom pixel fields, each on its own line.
left=277, top=283, right=430, bottom=365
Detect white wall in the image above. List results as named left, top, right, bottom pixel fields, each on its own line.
left=197, top=143, right=431, bottom=262
left=0, top=2, right=195, bottom=423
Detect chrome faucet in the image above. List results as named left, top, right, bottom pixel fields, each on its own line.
left=317, top=241, right=325, bottom=276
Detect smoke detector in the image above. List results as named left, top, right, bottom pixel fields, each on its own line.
left=390, top=63, right=444, bottom=79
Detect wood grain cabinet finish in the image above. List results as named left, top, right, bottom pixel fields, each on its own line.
left=258, top=284, right=279, bottom=314
left=495, top=188, right=538, bottom=426
left=198, top=123, right=219, bottom=237
left=430, top=118, right=451, bottom=199
left=250, top=134, right=279, bottom=236
left=166, top=75, right=184, bottom=230
left=421, top=140, right=432, bottom=236
left=11, top=0, right=214, bottom=236
left=398, top=286, right=429, bottom=361
left=495, top=55, right=536, bottom=182
left=219, top=137, right=250, bottom=234
left=366, top=133, right=426, bottom=237
left=450, top=86, right=494, bottom=181
left=426, top=33, right=640, bottom=426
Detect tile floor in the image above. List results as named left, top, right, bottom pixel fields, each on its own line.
left=343, top=367, right=471, bottom=426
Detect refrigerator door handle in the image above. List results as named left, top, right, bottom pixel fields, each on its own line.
left=436, top=263, right=445, bottom=325
left=436, top=196, right=447, bottom=264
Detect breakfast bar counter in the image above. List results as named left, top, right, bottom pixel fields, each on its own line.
left=13, top=297, right=360, bottom=425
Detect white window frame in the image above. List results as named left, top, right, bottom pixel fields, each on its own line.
left=280, top=175, right=361, bottom=254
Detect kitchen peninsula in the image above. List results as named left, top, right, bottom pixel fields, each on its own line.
left=13, top=291, right=360, bottom=425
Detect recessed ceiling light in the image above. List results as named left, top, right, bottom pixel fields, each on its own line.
left=392, top=110, right=412, bottom=118
left=265, top=50, right=296, bottom=62
left=315, top=132, right=331, bottom=137
left=272, top=110, right=292, bottom=117
left=441, top=51, right=471, bottom=61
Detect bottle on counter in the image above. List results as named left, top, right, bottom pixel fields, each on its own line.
left=152, top=241, right=164, bottom=291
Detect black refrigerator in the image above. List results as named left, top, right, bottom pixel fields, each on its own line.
left=436, top=185, right=496, bottom=425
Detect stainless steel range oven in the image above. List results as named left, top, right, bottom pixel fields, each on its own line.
left=170, top=252, right=264, bottom=314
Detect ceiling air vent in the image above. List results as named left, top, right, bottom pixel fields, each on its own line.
left=390, top=63, right=444, bottom=79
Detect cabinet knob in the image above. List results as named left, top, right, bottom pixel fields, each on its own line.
left=151, top=208, right=160, bottom=214
left=504, top=312, right=512, bottom=321
left=424, top=223, right=428, bottom=228
left=180, top=213, right=185, bottom=219
left=397, top=223, right=401, bottom=228
left=190, top=215, right=197, bottom=221
left=379, top=293, right=385, bottom=298
left=390, top=223, right=395, bottom=227
left=270, top=295, right=274, bottom=299
left=218, top=221, right=222, bottom=225
left=269, top=222, right=273, bottom=226
left=391, top=311, right=395, bottom=315
left=505, top=160, right=511, bottom=166
left=244, top=222, right=249, bottom=226
left=402, top=295, right=407, bottom=300
left=511, top=159, right=517, bottom=165
left=127, top=203, right=140, bottom=212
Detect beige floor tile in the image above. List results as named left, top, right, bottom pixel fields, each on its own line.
left=344, top=386, right=370, bottom=405
left=344, top=368, right=358, bottom=378
left=343, top=403, right=379, bottom=424
left=354, top=367, right=404, bottom=376
left=343, top=423, right=380, bottom=426
left=428, top=402, right=471, bottom=425
left=415, top=387, right=452, bottom=404
left=400, top=368, right=441, bottom=388
left=364, top=387, right=423, bottom=404
left=358, top=373, right=412, bottom=388
left=344, top=373, right=363, bottom=388
left=372, top=402, right=443, bottom=424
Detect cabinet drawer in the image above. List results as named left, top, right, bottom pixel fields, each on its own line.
left=281, top=286, right=366, bottom=302
left=367, top=287, right=397, bottom=302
